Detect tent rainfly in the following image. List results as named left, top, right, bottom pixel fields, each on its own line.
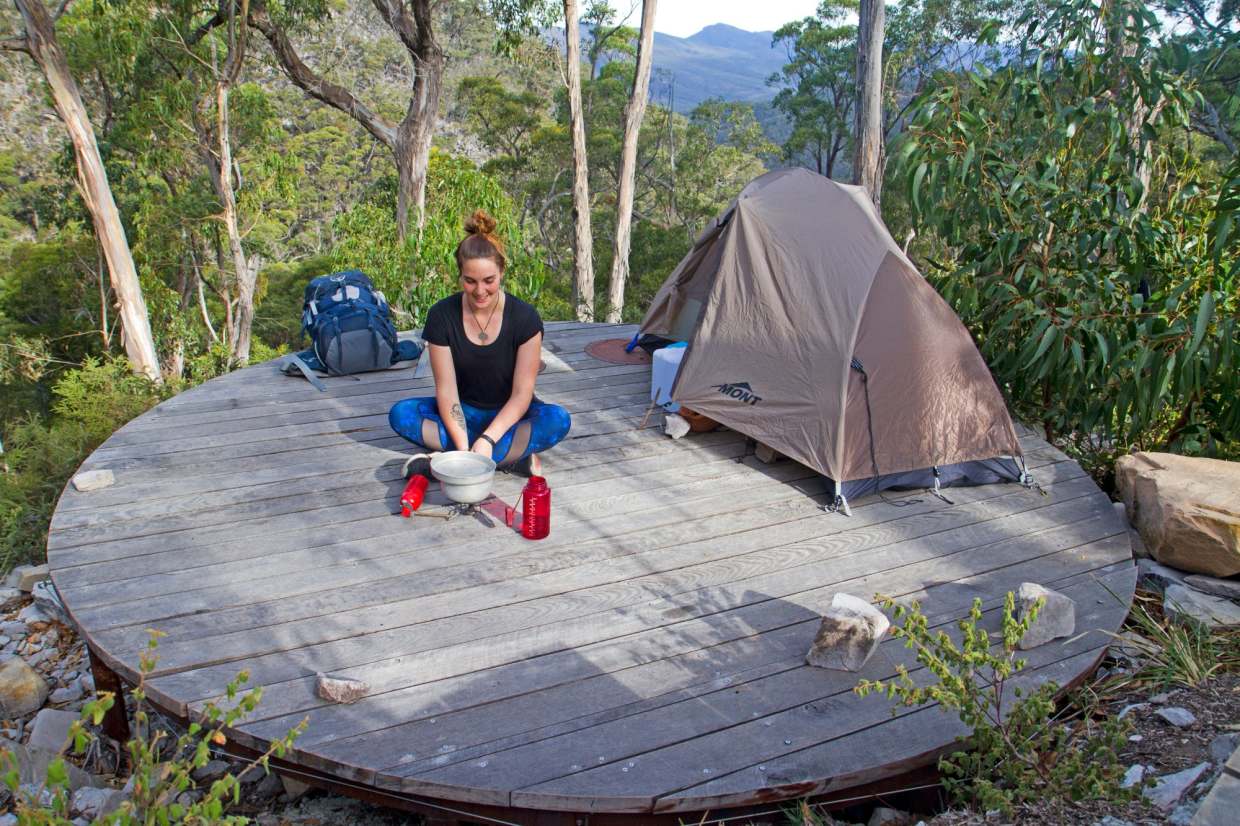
left=638, top=168, right=1029, bottom=513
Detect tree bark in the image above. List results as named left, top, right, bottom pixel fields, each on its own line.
left=13, top=0, right=161, bottom=381
left=564, top=0, right=594, bottom=322
left=248, top=0, right=442, bottom=238
left=854, top=0, right=885, bottom=209
left=605, top=0, right=657, bottom=324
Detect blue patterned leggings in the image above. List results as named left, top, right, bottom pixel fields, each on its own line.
left=388, top=397, right=571, bottom=465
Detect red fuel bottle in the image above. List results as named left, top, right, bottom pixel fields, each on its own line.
left=521, top=476, right=551, bottom=539
left=400, top=474, right=429, bottom=517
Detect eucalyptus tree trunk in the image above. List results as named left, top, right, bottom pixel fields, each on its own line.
left=9, top=0, right=161, bottom=381
left=854, top=0, right=885, bottom=209
left=212, top=1, right=260, bottom=363
left=564, top=0, right=594, bottom=321
left=606, top=0, right=657, bottom=324
left=249, top=0, right=443, bottom=238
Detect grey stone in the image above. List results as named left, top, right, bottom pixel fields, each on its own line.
left=663, top=412, right=690, bottom=439
left=1170, top=802, right=1199, bottom=826
left=0, top=813, right=16, bottom=826
left=805, top=593, right=889, bottom=672
left=1184, top=574, right=1240, bottom=601
left=1016, top=582, right=1076, bottom=649
left=867, top=807, right=909, bottom=826
left=1121, top=764, right=1146, bottom=788
left=1157, top=707, right=1198, bottom=728
left=1093, top=817, right=1133, bottom=826
left=27, top=708, right=79, bottom=752
left=18, top=784, right=54, bottom=807
left=1193, top=772, right=1240, bottom=825
left=26, top=647, right=52, bottom=667
left=77, top=672, right=94, bottom=694
left=0, top=738, right=98, bottom=792
left=71, top=786, right=113, bottom=819
left=1208, top=733, right=1240, bottom=764
left=191, top=759, right=231, bottom=785
left=280, top=773, right=313, bottom=801
left=1110, top=629, right=1156, bottom=666
left=1149, top=691, right=1173, bottom=704
left=0, top=621, right=25, bottom=637
left=31, top=581, right=68, bottom=625
left=315, top=672, right=369, bottom=704
left=248, top=770, right=284, bottom=802
left=1165, top=584, right=1240, bottom=629
left=0, top=587, right=22, bottom=608
left=1146, top=762, right=1210, bottom=811
left=50, top=682, right=83, bottom=704
left=70, top=469, right=114, bottom=492
left=10, top=565, right=49, bottom=594
left=0, top=657, right=49, bottom=717
left=1138, top=558, right=1190, bottom=593
left=1129, top=527, right=1151, bottom=559
left=18, top=604, right=50, bottom=626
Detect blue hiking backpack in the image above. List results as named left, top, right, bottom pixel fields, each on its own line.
left=281, top=270, right=420, bottom=390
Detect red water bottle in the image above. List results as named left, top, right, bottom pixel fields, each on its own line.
left=521, top=476, right=551, bottom=539
left=400, top=474, right=429, bottom=517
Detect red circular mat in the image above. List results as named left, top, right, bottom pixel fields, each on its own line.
left=585, top=338, right=652, bottom=365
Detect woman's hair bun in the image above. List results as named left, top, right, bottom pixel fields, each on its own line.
left=465, top=209, right=497, bottom=237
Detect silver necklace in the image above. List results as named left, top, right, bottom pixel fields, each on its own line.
left=470, top=294, right=501, bottom=342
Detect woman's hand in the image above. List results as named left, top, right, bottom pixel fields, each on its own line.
left=471, top=439, right=493, bottom=460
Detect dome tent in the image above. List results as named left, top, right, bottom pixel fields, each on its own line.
left=639, top=168, right=1028, bottom=512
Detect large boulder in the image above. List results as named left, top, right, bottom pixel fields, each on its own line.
left=1115, top=452, right=1240, bottom=577
left=0, top=658, right=49, bottom=718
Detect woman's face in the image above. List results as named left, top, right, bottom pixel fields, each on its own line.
left=460, top=257, right=502, bottom=310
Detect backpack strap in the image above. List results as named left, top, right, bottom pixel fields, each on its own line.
left=284, top=354, right=328, bottom=392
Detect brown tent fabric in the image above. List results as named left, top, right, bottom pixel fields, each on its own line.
left=639, top=168, right=1022, bottom=489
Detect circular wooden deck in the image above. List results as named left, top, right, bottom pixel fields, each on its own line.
left=47, top=322, right=1135, bottom=823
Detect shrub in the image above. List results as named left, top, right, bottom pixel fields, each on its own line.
left=330, top=151, right=554, bottom=327
left=900, top=0, right=1239, bottom=476
left=1, top=632, right=305, bottom=824
left=0, top=358, right=168, bottom=573
left=856, top=594, right=1135, bottom=815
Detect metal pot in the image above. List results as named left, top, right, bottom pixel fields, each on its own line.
left=429, top=451, right=496, bottom=504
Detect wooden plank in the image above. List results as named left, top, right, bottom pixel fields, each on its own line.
left=147, top=329, right=642, bottom=415
left=56, top=438, right=756, bottom=604
left=64, top=450, right=799, bottom=621
left=656, top=580, right=1133, bottom=812
left=91, top=365, right=653, bottom=460
left=384, top=520, right=1125, bottom=803
left=417, top=565, right=1132, bottom=810
left=52, top=401, right=655, bottom=532
left=49, top=420, right=702, bottom=555
left=299, top=553, right=1130, bottom=787
left=139, top=462, right=1091, bottom=712
left=49, top=429, right=749, bottom=574
left=109, top=348, right=640, bottom=443
left=92, top=461, right=826, bottom=659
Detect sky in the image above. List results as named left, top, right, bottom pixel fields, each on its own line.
left=640, top=0, right=823, bottom=38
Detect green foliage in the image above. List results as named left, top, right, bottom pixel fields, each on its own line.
left=769, top=1, right=858, bottom=176
left=1, top=631, right=306, bottom=824
left=857, top=594, right=1136, bottom=814
left=330, top=151, right=552, bottom=325
left=901, top=0, right=1240, bottom=473
left=1117, top=593, right=1238, bottom=688
left=0, top=358, right=169, bottom=573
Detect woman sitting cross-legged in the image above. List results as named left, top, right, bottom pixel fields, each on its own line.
left=389, top=210, right=570, bottom=476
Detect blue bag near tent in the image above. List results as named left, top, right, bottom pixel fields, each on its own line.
left=281, top=269, right=420, bottom=390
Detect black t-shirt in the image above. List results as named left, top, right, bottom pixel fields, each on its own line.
left=422, top=292, right=544, bottom=409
